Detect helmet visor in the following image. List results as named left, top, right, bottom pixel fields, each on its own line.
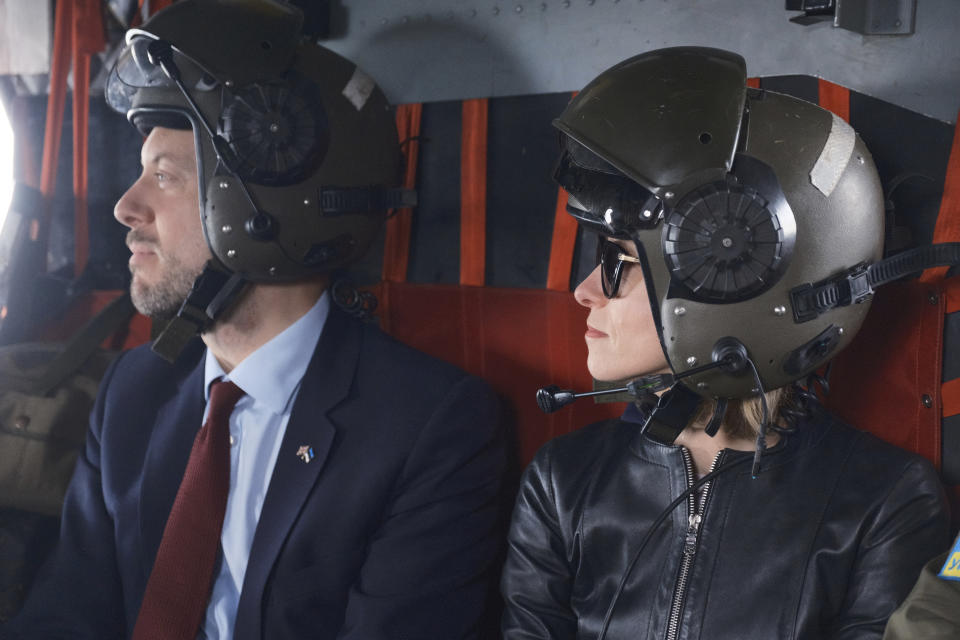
left=105, top=33, right=219, bottom=114
left=553, top=137, right=661, bottom=236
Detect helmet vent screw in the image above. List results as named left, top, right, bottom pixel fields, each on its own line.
left=773, top=305, right=786, bottom=316
left=721, top=237, right=733, bottom=248
left=686, top=356, right=698, bottom=366
left=857, top=155, right=865, bottom=164
left=642, top=209, right=653, bottom=219
left=219, top=180, right=229, bottom=189
left=227, top=249, right=237, bottom=258
left=674, top=306, right=686, bottom=316
left=225, top=80, right=234, bottom=88
left=221, top=224, right=233, bottom=234
left=838, top=327, right=845, bottom=335
left=697, top=382, right=708, bottom=390
left=269, top=267, right=277, bottom=276
left=664, top=191, right=675, bottom=200
left=269, top=123, right=280, bottom=133
left=303, top=198, right=311, bottom=206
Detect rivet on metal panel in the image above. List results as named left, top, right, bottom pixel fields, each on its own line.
left=921, top=394, right=933, bottom=408
left=493, top=6, right=500, bottom=15
left=516, top=4, right=523, bottom=13
left=928, top=292, right=939, bottom=305
left=13, top=415, right=29, bottom=430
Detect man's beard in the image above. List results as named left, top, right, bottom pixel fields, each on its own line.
left=128, top=234, right=202, bottom=318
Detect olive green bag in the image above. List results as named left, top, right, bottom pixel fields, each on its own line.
left=0, top=294, right=134, bottom=516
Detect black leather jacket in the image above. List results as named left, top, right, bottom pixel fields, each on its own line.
left=501, top=409, right=949, bottom=640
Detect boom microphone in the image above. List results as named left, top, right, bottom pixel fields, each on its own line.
left=536, top=374, right=676, bottom=414
left=535, top=357, right=738, bottom=414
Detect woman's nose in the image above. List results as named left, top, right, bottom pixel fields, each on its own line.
left=574, top=265, right=607, bottom=309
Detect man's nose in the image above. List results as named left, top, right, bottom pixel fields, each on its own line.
left=114, top=178, right=152, bottom=229
left=574, top=265, right=607, bottom=309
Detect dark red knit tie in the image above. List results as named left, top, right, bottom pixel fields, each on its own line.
left=132, top=379, right=244, bottom=640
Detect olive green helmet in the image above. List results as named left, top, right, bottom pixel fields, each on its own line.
left=105, top=0, right=411, bottom=282
left=554, top=47, right=884, bottom=399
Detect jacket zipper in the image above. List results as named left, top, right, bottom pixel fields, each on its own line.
left=664, top=450, right=724, bottom=640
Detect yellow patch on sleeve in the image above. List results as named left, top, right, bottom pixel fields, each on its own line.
left=939, top=543, right=960, bottom=581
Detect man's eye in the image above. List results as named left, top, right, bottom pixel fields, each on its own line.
left=154, top=172, right=167, bottom=183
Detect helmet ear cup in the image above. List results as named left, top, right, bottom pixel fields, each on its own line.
left=218, top=74, right=330, bottom=186
left=662, top=180, right=794, bottom=303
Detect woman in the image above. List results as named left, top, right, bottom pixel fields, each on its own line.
left=501, top=47, right=950, bottom=640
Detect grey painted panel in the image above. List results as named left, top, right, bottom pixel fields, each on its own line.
left=324, top=0, right=960, bottom=124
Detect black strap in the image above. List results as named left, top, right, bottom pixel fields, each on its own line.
left=151, top=262, right=247, bottom=363
left=790, top=243, right=960, bottom=323
left=0, top=293, right=136, bottom=397
left=319, top=187, right=417, bottom=215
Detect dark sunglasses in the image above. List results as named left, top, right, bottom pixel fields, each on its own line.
left=596, top=239, right=642, bottom=298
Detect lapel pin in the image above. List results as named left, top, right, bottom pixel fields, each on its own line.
left=296, top=445, right=315, bottom=463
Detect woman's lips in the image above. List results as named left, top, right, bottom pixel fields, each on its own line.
left=585, top=325, right=608, bottom=339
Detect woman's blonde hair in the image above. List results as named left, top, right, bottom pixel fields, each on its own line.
left=693, top=385, right=795, bottom=440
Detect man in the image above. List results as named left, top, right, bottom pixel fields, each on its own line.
left=4, top=1, right=504, bottom=638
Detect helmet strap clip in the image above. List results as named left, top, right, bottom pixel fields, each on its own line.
left=640, top=383, right=701, bottom=445
left=151, top=262, right=247, bottom=363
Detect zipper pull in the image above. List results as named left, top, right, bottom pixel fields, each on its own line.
left=683, top=513, right=702, bottom=554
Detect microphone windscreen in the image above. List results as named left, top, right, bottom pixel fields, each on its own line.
left=536, top=386, right=576, bottom=414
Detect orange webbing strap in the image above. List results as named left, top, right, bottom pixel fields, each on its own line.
left=818, top=79, right=850, bottom=122
left=546, top=189, right=578, bottom=291
left=35, top=0, right=73, bottom=256
left=381, top=103, right=422, bottom=283
left=920, top=112, right=960, bottom=283
left=546, top=91, right=579, bottom=292
left=71, top=0, right=106, bottom=277
left=460, top=98, right=488, bottom=287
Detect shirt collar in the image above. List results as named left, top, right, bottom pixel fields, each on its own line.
left=204, top=291, right=331, bottom=414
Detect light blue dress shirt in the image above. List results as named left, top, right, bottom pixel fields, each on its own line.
left=199, top=292, right=330, bottom=639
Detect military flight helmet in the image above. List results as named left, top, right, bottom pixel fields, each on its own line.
left=105, top=0, right=412, bottom=358
left=553, top=46, right=886, bottom=401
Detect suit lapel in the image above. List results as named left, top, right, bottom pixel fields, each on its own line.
left=138, top=346, right=206, bottom=588
left=235, top=307, right=360, bottom=639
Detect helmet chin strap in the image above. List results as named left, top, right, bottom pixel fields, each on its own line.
left=151, top=261, right=247, bottom=363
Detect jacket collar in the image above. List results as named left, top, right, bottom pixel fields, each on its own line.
left=234, top=304, right=360, bottom=637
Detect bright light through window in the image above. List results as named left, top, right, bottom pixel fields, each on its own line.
left=0, top=98, right=13, bottom=234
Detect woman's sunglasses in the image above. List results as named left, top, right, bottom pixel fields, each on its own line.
left=597, top=239, right=641, bottom=298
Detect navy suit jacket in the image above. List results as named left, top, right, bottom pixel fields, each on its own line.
left=5, top=307, right=505, bottom=639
